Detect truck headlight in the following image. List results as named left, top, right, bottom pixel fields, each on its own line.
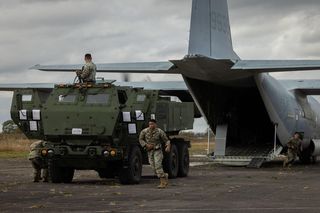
left=103, top=150, right=109, bottom=157
left=110, top=150, right=116, bottom=157
left=41, top=149, right=48, bottom=156
left=47, top=149, right=54, bottom=156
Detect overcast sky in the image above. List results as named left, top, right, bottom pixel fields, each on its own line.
left=1, top=0, right=320, bottom=131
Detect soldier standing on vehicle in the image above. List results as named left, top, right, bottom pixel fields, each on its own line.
left=28, top=141, right=48, bottom=182
left=139, top=119, right=171, bottom=189
left=283, top=132, right=302, bottom=168
left=76, top=53, right=97, bottom=83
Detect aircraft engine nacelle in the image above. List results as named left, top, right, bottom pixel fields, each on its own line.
left=299, top=139, right=320, bottom=163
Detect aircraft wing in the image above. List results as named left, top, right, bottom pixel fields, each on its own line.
left=115, top=81, right=187, bottom=90
left=31, top=62, right=179, bottom=74
left=0, top=83, right=55, bottom=91
left=0, top=81, right=188, bottom=92
left=232, top=60, right=320, bottom=72
left=295, top=88, right=320, bottom=96
left=279, top=79, right=320, bottom=95
left=280, top=80, right=320, bottom=90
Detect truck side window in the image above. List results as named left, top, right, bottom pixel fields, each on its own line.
left=58, top=94, right=76, bottom=103
left=86, top=94, right=109, bottom=104
left=118, top=90, right=127, bottom=105
left=137, top=94, right=146, bottom=102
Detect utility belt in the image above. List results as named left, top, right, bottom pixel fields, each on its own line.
left=148, top=143, right=162, bottom=151
left=30, top=157, right=47, bottom=168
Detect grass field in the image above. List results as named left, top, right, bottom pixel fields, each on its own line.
left=0, top=133, right=33, bottom=158
left=178, top=133, right=215, bottom=155
left=189, top=139, right=215, bottom=156
left=0, top=133, right=215, bottom=158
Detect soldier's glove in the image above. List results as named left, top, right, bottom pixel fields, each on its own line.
left=165, top=144, right=171, bottom=153
left=76, top=70, right=82, bottom=76
left=146, top=144, right=154, bottom=151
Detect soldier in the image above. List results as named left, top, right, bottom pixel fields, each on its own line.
left=76, top=53, right=97, bottom=83
left=139, top=119, right=171, bottom=189
left=28, top=141, right=48, bottom=182
left=283, top=132, right=302, bottom=168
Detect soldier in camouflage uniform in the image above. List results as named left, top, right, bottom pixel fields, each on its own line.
left=76, top=53, right=97, bottom=83
left=283, top=132, right=302, bottom=168
left=139, top=119, right=171, bottom=189
left=28, top=141, right=48, bottom=182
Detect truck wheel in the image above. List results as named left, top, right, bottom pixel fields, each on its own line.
left=61, top=168, right=74, bottom=183
left=178, top=144, right=189, bottom=177
left=163, top=144, right=179, bottom=178
left=97, top=165, right=116, bottom=179
left=49, top=161, right=62, bottom=183
left=119, top=146, right=142, bottom=184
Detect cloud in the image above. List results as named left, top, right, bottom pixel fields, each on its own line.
left=1, top=0, right=320, bottom=129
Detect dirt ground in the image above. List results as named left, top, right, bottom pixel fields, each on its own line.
left=1, top=158, right=320, bottom=213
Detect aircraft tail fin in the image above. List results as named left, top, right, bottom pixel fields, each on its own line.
left=188, top=0, right=239, bottom=60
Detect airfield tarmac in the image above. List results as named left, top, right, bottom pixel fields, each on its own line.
left=0, top=158, right=320, bottom=213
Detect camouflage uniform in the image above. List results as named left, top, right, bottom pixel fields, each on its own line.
left=28, top=141, right=48, bottom=182
left=283, top=138, right=302, bottom=167
left=139, top=127, right=170, bottom=178
left=79, top=62, right=97, bottom=82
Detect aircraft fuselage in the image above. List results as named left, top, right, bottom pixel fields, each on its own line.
left=176, top=57, right=320, bottom=160
left=256, top=73, right=320, bottom=147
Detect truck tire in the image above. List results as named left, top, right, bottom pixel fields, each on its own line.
left=119, top=146, right=142, bottom=184
left=97, top=165, right=116, bottom=179
left=163, top=144, right=179, bottom=178
left=178, top=143, right=189, bottom=177
left=49, top=161, right=62, bottom=183
left=61, top=168, right=74, bottom=183
left=49, top=160, right=74, bottom=183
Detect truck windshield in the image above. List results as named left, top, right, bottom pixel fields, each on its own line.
left=86, top=94, right=110, bottom=104
left=58, top=94, right=77, bottom=103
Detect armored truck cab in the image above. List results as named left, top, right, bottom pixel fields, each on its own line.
left=10, top=81, right=194, bottom=184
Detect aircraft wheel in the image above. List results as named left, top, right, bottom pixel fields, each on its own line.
left=299, top=149, right=312, bottom=164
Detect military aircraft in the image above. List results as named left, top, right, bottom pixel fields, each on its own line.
left=2, top=0, right=320, bottom=166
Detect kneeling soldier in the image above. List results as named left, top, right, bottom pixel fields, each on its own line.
left=283, top=132, right=302, bottom=168
left=28, top=141, right=48, bottom=182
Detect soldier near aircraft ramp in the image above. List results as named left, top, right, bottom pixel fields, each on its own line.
left=283, top=133, right=302, bottom=168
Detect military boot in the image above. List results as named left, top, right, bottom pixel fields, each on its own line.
left=157, top=173, right=169, bottom=189
left=33, top=170, right=41, bottom=182
left=157, top=178, right=166, bottom=189
left=283, top=161, right=287, bottom=168
left=42, top=169, right=49, bottom=182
